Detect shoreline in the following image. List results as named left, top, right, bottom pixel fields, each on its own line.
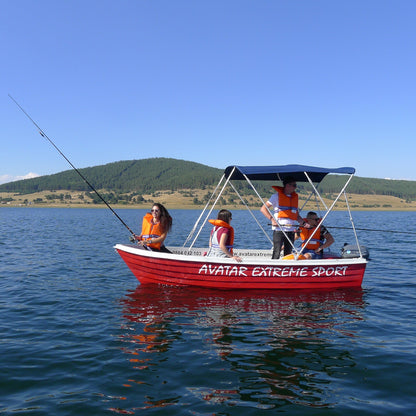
left=2, top=189, right=416, bottom=211
left=2, top=203, right=416, bottom=211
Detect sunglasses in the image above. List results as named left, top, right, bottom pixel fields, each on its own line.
left=151, top=209, right=160, bottom=213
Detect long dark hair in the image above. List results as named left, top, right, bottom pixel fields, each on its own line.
left=152, top=203, right=172, bottom=233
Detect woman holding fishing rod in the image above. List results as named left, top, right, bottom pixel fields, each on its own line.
left=134, top=203, right=173, bottom=253
left=9, top=96, right=174, bottom=250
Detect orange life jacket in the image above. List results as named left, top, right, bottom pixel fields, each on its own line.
left=300, top=227, right=322, bottom=250
left=271, top=186, right=299, bottom=220
left=140, top=213, right=164, bottom=250
left=208, top=219, right=234, bottom=254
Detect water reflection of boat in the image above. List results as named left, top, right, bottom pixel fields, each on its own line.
left=115, top=165, right=368, bottom=290
left=116, top=285, right=366, bottom=410
left=125, top=283, right=364, bottom=311
left=120, top=285, right=365, bottom=342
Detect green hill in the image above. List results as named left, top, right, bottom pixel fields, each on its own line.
left=1, top=158, right=416, bottom=202
left=0, top=158, right=222, bottom=194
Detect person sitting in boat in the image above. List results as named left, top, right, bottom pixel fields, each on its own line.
left=295, top=211, right=334, bottom=259
left=206, top=209, right=242, bottom=262
left=260, top=176, right=307, bottom=259
left=134, top=203, right=172, bottom=253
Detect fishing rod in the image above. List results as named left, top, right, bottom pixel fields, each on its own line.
left=9, top=94, right=136, bottom=237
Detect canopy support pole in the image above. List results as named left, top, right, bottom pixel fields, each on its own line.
left=187, top=168, right=234, bottom=250
left=228, top=181, right=273, bottom=246
left=183, top=173, right=226, bottom=247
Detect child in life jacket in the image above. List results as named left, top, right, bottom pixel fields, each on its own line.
left=206, top=209, right=242, bottom=262
left=296, top=211, right=334, bottom=259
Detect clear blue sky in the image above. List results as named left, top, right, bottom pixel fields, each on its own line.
left=2, top=0, right=416, bottom=185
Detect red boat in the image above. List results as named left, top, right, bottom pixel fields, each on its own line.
left=115, top=164, right=368, bottom=289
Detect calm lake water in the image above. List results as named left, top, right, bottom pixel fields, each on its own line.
left=1, top=207, right=415, bottom=415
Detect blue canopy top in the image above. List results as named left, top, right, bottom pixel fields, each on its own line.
left=224, top=164, right=355, bottom=183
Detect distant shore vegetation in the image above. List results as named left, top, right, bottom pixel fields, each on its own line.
left=1, top=158, right=416, bottom=210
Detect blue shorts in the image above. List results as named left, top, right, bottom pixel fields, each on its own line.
left=303, top=249, right=323, bottom=259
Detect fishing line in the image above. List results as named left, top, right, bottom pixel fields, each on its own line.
left=9, top=94, right=136, bottom=237
left=274, top=224, right=416, bottom=235
left=325, top=225, right=416, bottom=235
